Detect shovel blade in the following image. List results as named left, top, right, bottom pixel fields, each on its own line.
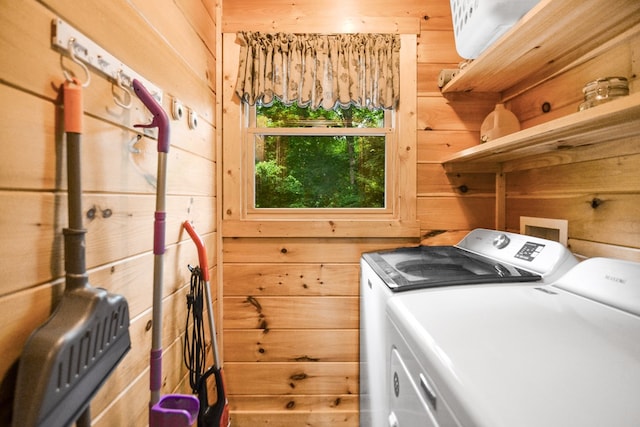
left=12, top=286, right=130, bottom=427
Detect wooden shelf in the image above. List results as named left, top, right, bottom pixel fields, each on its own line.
left=442, top=92, right=640, bottom=172
left=442, top=0, right=640, bottom=96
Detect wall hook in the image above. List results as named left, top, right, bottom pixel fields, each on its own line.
left=61, top=38, right=91, bottom=88
left=53, top=19, right=162, bottom=100
left=112, top=69, right=132, bottom=109
left=128, top=134, right=142, bottom=153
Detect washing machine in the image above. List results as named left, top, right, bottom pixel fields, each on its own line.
left=360, top=228, right=578, bottom=427
left=386, top=257, right=640, bottom=426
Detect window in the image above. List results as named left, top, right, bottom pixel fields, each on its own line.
left=223, top=32, right=417, bottom=234
left=246, top=99, right=395, bottom=211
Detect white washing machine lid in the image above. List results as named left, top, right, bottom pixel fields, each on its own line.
left=362, top=245, right=541, bottom=291
left=387, top=257, right=640, bottom=427
left=362, top=229, right=577, bottom=292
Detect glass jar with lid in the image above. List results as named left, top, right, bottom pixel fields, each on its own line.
left=579, top=76, right=629, bottom=111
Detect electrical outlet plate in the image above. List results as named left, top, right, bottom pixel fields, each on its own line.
left=520, top=216, right=568, bottom=246
left=172, top=98, right=184, bottom=120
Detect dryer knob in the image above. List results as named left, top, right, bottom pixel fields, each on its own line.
left=493, top=234, right=510, bottom=249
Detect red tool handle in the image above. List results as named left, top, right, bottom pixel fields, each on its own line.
left=183, top=221, right=209, bottom=281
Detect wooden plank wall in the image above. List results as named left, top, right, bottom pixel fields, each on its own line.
left=0, top=1, right=219, bottom=425
left=505, top=29, right=640, bottom=260
left=222, top=0, right=639, bottom=425
left=416, top=12, right=640, bottom=257
left=2, top=0, right=636, bottom=426
left=415, top=1, right=499, bottom=244
left=222, top=238, right=409, bottom=425
left=220, top=0, right=496, bottom=425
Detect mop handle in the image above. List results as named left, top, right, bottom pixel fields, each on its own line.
left=132, top=79, right=170, bottom=256
left=132, top=79, right=169, bottom=153
left=134, top=82, right=200, bottom=426
left=132, top=79, right=170, bottom=408
left=183, top=221, right=209, bottom=281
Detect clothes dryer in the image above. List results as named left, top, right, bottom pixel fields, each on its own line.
left=386, top=257, right=640, bottom=426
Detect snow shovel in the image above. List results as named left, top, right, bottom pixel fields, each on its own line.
left=132, top=79, right=199, bottom=427
left=183, top=221, right=230, bottom=427
left=12, top=79, right=131, bottom=427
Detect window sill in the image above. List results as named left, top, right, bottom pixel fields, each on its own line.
left=222, top=219, right=421, bottom=238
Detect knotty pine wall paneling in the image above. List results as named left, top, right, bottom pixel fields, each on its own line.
left=416, top=5, right=498, bottom=244
left=504, top=28, right=640, bottom=260
left=0, top=1, right=220, bottom=425
left=222, top=238, right=413, bottom=426
left=220, top=0, right=501, bottom=424
left=219, top=1, right=638, bottom=425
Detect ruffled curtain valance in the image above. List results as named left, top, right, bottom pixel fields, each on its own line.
left=234, top=32, right=400, bottom=110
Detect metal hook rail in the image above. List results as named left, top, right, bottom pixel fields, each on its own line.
left=52, top=18, right=163, bottom=103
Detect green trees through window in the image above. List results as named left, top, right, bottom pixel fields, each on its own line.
left=254, top=100, right=388, bottom=209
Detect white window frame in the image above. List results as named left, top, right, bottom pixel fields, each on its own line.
left=222, top=33, right=418, bottom=238
left=243, top=103, right=396, bottom=219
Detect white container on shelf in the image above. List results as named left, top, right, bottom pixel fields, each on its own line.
left=480, top=103, right=520, bottom=143
left=450, top=0, right=540, bottom=59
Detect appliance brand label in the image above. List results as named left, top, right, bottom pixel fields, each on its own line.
left=605, top=274, right=627, bottom=284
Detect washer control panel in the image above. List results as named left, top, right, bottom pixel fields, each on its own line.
left=515, top=242, right=545, bottom=262
left=457, top=228, right=577, bottom=277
